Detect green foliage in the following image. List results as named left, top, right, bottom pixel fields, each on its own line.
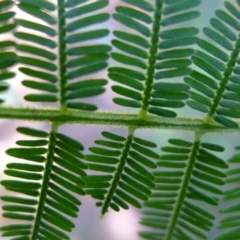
left=0, top=0, right=240, bottom=240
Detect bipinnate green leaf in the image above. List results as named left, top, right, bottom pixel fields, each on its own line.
left=1, top=126, right=86, bottom=239
left=214, top=144, right=240, bottom=239
left=84, top=130, right=158, bottom=216
left=185, top=0, right=240, bottom=128
left=139, top=136, right=226, bottom=239
left=110, top=0, right=199, bottom=119
left=0, top=14, right=17, bottom=104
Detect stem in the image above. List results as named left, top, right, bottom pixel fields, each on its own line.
left=164, top=132, right=201, bottom=240
left=57, top=0, right=68, bottom=114
left=139, top=0, right=162, bottom=119
left=31, top=122, right=59, bottom=239
left=0, top=106, right=239, bottom=132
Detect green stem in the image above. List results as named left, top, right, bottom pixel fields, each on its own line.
left=100, top=126, right=135, bottom=217
left=204, top=35, right=240, bottom=124
left=164, top=132, right=201, bottom=240
left=0, top=106, right=239, bottom=132
left=139, top=0, right=162, bottom=119
left=57, top=0, right=68, bottom=113
left=31, top=122, right=59, bottom=240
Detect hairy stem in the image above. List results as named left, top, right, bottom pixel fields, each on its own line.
left=0, top=106, right=239, bottom=132
left=139, top=0, right=162, bottom=119
left=31, top=122, right=59, bottom=239
left=57, top=0, right=68, bottom=113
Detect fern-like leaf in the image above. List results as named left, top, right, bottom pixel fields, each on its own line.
left=139, top=135, right=227, bottom=240
left=186, top=0, right=240, bottom=128
left=109, top=0, right=200, bottom=119
left=15, top=0, right=110, bottom=111
left=0, top=126, right=86, bottom=239
left=0, top=0, right=17, bottom=104
left=215, top=146, right=240, bottom=240
left=84, top=129, right=159, bottom=216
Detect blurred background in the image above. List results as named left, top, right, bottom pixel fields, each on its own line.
left=1, top=1, right=238, bottom=240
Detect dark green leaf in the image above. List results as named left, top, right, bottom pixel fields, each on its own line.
left=18, top=3, right=56, bottom=25
left=112, top=39, right=148, bottom=59
left=19, top=68, right=57, bottom=83
left=113, top=13, right=150, bottom=37
left=66, top=0, right=108, bottom=18
left=102, top=131, right=125, bottom=142
left=187, top=100, right=209, bottom=113
left=67, top=54, right=108, bottom=68
left=127, top=158, right=155, bottom=180
left=113, top=98, right=141, bottom=108
left=192, top=56, right=222, bottom=80
left=151, top=90, right=189, bottom=100
left=1, top=196, right=37, bottom=205
left=51, top=174, right=85, bottom=195
left=168, top=139, right=192, bottom=147
left=113, top=30, right=149, bottom=48
left=68, top=45, right=111, bottom=56
left=190, top=70, right=218, bottom=89
left=162, top=11, right=200, bottom=26
left=24, top=94, right=58, bottom=102
left=201, top=143, right=224, bottom=152
left=198, top=39, right=228, bottom=62
left=203, top=27, right=233, bottom=50
left=88, top=164, right=116, bottom=173
left=129, top=151, right=157, bottom=169
left=111, top=52, right=146, bottom=69
left=155, top=68, right=192, bottom=79
left=0, top=23, right=15, bottom=34
left=15, top=19, right=56, bottom=36
left=116, top=6, right=152, bottom=23
left=17, top=0, right=56, bottom=11
left=115, top=189, right=141, bottom=208
left=6, top=147, right=47, bottom=156
left=195, top=50, right=225, bottom=71
left=161, top=27, right=198, bottom=39
left=122, top=0, right=153, bottom=12
left=67, top=63, right=108, bottom=80
left=4, top=170, right=42, bottom=180
left=22, top=80, right=58, bottom=93
left=189, top=91, right=211, bottom=106
left=0, top=11, right=15, bottom=23
left=184, top=76, right=215, bottom=98
left=163, top=0, right=201, bottom=15
left=66, top=13, right=110, bottom=32
left=3, top=213, right=34, bottom=221
left=19, top=56, right=57, bottom=71
left=17, top=44, right=56, bottom=60
left=108, top=67, right=145, bottom=80
left=1, top=180, right=40, bottom=189
left=215, top=9, right=240, bottom=31
left=67, top=29, right=109, bottom=43
left=112, top=85, right=142, bottom=101
left=67, top=88, right=105, bottom=99
left=15, top=32, right=56, bottom=49
left=157, top=48, right=194, bottom=59
left=85, top=155, right=118, bottom=164
left=17, top=127, right=48, bottom=138
left=160, top=37, right=199, bottom=49
left=133, top=138, right=157, bottom=148
left=210, top=17, right=236, bottom=41
left=131, top=143, right=159, bottom=159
